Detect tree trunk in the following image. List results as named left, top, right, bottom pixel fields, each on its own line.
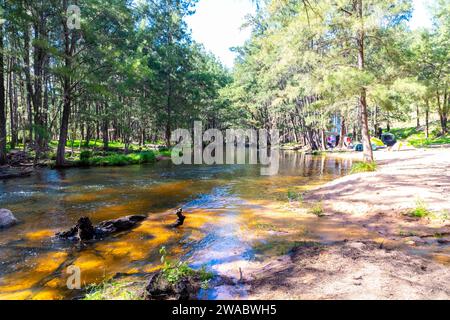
left=102, top=114, right=109, bottom=151
left=416, top=105, right=420, bottom=128
left=425, top=99, right=430, bottom=139
left=357, top=0, right=373, bottom=162
left=56, top=1, right=73, bottom=167
left=0, top=23, right=7, bottom=165
left=338, top=117, right=346, bottom=148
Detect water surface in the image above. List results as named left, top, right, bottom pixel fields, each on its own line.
left=0, top=152, right=353, bottom=299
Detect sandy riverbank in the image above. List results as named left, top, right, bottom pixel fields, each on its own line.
left=242, top=148, right=450, bottom=300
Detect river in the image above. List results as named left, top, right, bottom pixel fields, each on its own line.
left=0, top=152, right=353, bottom=299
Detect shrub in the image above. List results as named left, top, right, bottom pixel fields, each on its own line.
left=350, top=161, right=377, bottom=174
left=408, top=199, right=431, bottom=218
left=159, top=247, right=213, bottom=287
left=89, top=154, right=131, bottom=166
left=80, top=151, right=92, bottom=161
left=308, top=202, right=324, bottom=217
left=287, top=189, right=303, bottom=202
left=139, top=151, right=156, bottom=164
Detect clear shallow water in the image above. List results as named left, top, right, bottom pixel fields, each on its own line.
left=0, top=152, right=353, bottom=299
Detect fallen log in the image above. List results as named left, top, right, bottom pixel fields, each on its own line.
left=56, top=215, right=146, bottom=241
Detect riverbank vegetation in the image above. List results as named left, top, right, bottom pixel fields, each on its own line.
left=0, top=0, right=230, bottom=168
left=223, top=0, right=449, bottom=162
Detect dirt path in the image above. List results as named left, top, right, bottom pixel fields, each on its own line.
left=244, top=148, right=450, bottom=300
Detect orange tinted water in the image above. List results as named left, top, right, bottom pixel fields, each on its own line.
left=0, top=153, right=399, bottom=299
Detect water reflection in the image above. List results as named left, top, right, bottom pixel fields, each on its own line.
left=0, top=152, right=353, bottom=299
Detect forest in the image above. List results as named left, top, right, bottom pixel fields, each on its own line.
left=0, top=0, right=230, bottom=168
left=0, top=0, right=449, bottom=167
left=0, top=0, right=449, bottom=302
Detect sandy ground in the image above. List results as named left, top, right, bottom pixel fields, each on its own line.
left=246, top=240, right=450, bottom=300
left=306, top=148, right=450, bottom=236
left=242, top=148, right=450, bottom=300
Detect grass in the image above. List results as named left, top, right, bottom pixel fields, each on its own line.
left=159, top=247, right=213, bottom=289
left=308, top=202, right=325, bottom=217
left=6, top=138, right=170, bottom=168
left=350, top=161, right=377, bottom=174
left=79, top=151, right=156, bottom=167
left=287, top=189, right=303, bottom=202
left=83, top=281, right=143, bottom=300
left=407, top=199, right=431, bottom=218
left=389, top=125, right=450, bottom=148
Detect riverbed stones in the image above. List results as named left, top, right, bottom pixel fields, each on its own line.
left=56, top=215, right=146, bottom=241
left=0, top=209, right=18, bottom=229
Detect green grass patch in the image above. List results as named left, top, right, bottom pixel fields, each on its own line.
left=78, top=150, right=156, bottom=167
left=350, top=161, right=377, bottom=174
left=389, top=125, right=450, bottom=148
left=407, top=199, right=431, bottom=218
left=83, top=281, right=143, bottom=300
left=308, top=202, right=325, bottom=217
left=159, top=247, right=213, bottom=289
left=287, top=189, right=303, bottom=202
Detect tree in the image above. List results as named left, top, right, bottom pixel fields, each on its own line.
left=0, top=8, right=6, bottom=165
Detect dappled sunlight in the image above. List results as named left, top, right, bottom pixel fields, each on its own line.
left=1, top=153, right=448, bottom=300
left=0, top=251, right=67, bottom=294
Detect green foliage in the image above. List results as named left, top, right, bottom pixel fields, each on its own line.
left=389, top=126, right=450, bottom=147
left=408, top=199, right=431, bottom=218
left=76, top=150, right=156, bottom=167
left=159, top=247, right=213, bottom=287
left=287, top=189, right=303, bottom=202
left=308, top=202, right=324, bottom=217
left=80, top=151, right=92, bottom=161
left=350, top=162, right=377, bottom=174
left=83, top=281, right=143, bottom=301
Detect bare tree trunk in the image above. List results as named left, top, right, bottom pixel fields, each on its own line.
left=416, top=105, right=420, bottom=128
left=56, top=0, right=74, bottom=166
left=357, top=0, right=373, bottom=162
left=0, top=23, right=7, bottom=165
left=425, top=99, right=430, bottom=139
left=338, top=117, right=346, bottom=148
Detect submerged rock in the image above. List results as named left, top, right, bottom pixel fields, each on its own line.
left=56, top=215, right=146, bottom=241
left=0, top=209, right=18, bottom=229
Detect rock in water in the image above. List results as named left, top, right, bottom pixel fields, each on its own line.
left=144, top=272, right=194, bottom=300
left=56, top=215, right=146, bottom=241
left=170, top=208, right=186, bottom=228
left=0, top=209, right=18, bottom=229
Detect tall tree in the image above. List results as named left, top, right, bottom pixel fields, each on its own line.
left=0, top=6, right=6, bottom=165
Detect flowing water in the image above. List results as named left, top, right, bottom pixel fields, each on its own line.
left=0, top=152, right=367, bottom=299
